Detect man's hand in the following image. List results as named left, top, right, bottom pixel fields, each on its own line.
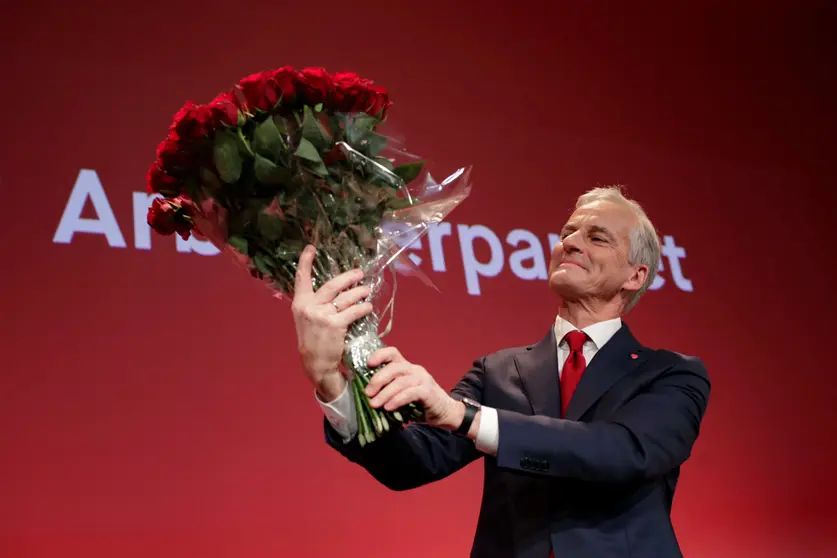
left=365, top=347, right=466, bottom=431
left=291, top=245, right=374, bottom=401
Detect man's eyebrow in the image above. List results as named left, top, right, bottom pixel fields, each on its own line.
left=588, top=225, right=613, bottom=237
left=561, top=224, right=613, bottom=238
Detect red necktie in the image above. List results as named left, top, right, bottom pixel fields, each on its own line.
left=560, top=330, right=587, bottom=418
left=549, top=332, right=587, bottom=558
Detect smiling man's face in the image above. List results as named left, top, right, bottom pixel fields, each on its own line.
left=548, top=200, right=646, bottom=305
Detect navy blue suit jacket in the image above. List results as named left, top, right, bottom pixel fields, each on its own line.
left=325, top=323, right=711, bottom=557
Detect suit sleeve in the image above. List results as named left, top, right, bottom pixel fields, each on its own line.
left=323, top=358, right=486, bottom=491
left=495, top=354, right=710, bottom=482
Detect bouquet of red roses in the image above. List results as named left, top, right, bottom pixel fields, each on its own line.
left=146, top=66, right=472, bottom=445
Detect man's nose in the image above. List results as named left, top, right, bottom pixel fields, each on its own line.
left=562, top=233, right=582, bottom=253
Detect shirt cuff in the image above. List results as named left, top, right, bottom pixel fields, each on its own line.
left=314, top=381, right=358, bottom=443
left=475, top=405, right=499, bottom=456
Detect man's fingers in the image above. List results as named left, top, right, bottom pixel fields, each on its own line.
left=365, top=362, right=411, bottom=398
left=334, top=302, right=374, bottom=327
left=332, top=284, right=371, bottom=311
left=293, top=245, right=317, bottom=296
left=367, top=347, right=403, bottom=368
left=369, top=375, right=419, bottom=409
left=381, top=385, right=423, bottom=412
left=316, top=268, right=365, bottom=302
left=293, top=246, right=365, bottom=301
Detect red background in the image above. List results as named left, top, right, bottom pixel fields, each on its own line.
left=2, top=1, right=836, bottom=556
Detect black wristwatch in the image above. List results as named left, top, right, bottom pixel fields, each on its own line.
left=454, top=398, right=481, bottom=436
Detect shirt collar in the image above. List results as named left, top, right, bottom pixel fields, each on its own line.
left=554, top=315, right=623, bottom=350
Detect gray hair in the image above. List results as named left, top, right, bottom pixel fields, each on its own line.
left=575, top=186, right=661, bottom=312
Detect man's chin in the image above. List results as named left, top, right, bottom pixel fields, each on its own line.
left=548, top=276, right=583, bottom=299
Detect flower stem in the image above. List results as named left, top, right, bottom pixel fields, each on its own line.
left=368, top=402, right=384, bottom=436
left=344, top=333, right=427, bottom=446
left=237, top=127, right=254, bottom=157
left=351, top=375, right=374, bottom=446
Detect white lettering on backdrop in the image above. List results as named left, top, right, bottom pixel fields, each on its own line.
left=53, top=169, right=694, bottom=296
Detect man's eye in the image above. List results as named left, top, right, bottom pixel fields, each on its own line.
left=592, top=236, right=604, bottom=242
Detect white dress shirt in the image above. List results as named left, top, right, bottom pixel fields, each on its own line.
left=315, top=316, right=623, bottom=453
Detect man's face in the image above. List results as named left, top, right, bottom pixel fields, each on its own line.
left=548, top=200, right=646, bottom=303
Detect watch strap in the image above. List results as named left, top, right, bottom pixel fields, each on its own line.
left=454, top=399, right=479, bottom=436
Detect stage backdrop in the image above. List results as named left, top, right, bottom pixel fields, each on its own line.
left=2, top=2, right=836, bottom=557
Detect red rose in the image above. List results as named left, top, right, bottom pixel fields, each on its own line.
left=331, top=71, right=384, bottom=115
left=331, top=71, right=365, bottom=112
left=156, top=133, right=190, bottom=170
left=270, top=66, right=301, bottom=106
left=170, top=101, right=212, bottom=142
left=332, top=71, right=358, bottom=84
left=238, top=71, right=279, bottom=112
left=147, top=197, right=194, bottom=240
left=208, top=91, right=240, bottom=127
left=297, top=67, right=333, bottom=106
left=146, top=163, right=180, bottom=194
left=170, top=101, right=196, bottom=129
left=362, top=85, right=391, bottom=119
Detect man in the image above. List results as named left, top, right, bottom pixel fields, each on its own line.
left=291, top=187, right=710, bottom=557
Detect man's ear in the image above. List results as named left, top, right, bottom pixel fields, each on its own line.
left=622, top=264, right=648, bottom=294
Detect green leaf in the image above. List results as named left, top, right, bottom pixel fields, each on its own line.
left=304, top=160, right=329, bottom=177
left=253, top=252, right=276, bottom=276
left=253, top=117, right=285, bottom=159
left=272, top=114, right=288, bottom=134
left=365, top=132, right=388, bottom=157
left=393, top=161, right=425, bottom=185
left=301, top=105, right=332, bottom=151
left=234, top=128, right=254, bottom=157
left=254, top=154, right=292, bottom=185
left=314, top=103, right=323, bottom=112
left=295, top=137, right=329, bottom=176
left=344, top=114, right=378, bottom=144
left=258, top=212, right=284, bottom=241
left=200, top=167, right=222, bottom=190
left=296, top=189, right=322, bottom=216
left=364, top=157, right=399, bottom=189
left=353, top=114, right=378, bottom=131
left=228, top=235, right=249, bottom=254
left=213, top=131, right=242, bottom=183
left=374, top=157, right=395, bottom=172
left=276, top=241, right=305, bottom=261
left=295, top=137, right=322, bottom=163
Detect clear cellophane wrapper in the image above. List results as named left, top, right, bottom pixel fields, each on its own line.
left=187, top=113, right=473, bottom=445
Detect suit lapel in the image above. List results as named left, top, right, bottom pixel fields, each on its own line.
left=513, top=328, right=561, bottom=418
left=565, top=323, right=648, bottom=421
